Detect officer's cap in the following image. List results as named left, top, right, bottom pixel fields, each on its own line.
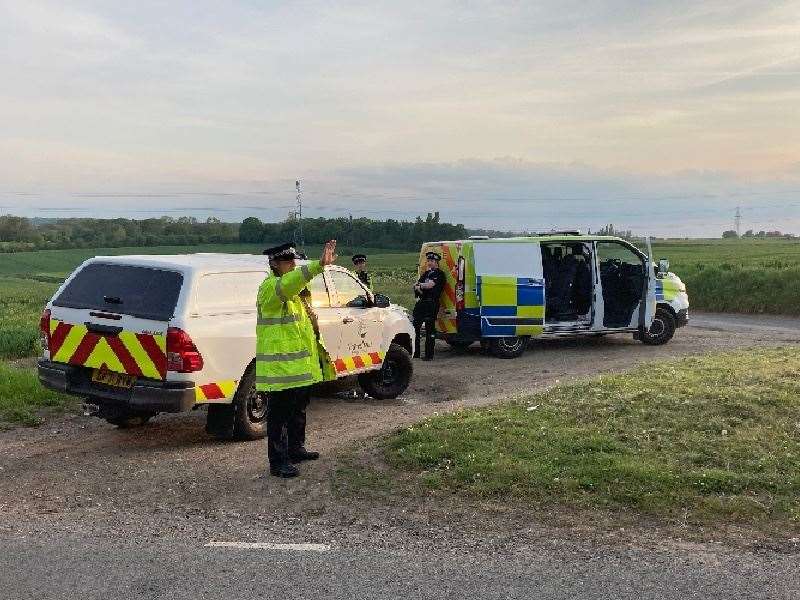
left=426, top=251, right=442, bottom=261
left=352, top=254, right=367, bottom=264
left=263, top=242, right=302, bottom=261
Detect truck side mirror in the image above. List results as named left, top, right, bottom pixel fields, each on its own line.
left=373, top=293, right=391, bottom=308
left=346, top=295, right=369, bottom=309
left=658, top=258, right=670, bottom=274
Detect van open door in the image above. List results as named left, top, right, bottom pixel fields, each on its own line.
left=640, top=237, right=657, bottom=331
left=473, top=242, right=545, bottom=339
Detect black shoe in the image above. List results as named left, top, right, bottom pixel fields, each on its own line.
left=289, top=447, right=320, bottom=462
left=422, top=356, right=433, bottom=361
left=269, top=463, right=299, bottom=478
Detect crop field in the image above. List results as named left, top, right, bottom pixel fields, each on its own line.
left=650, top=238, right=800, bottom=315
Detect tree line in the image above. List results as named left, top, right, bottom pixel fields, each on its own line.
left=722, top=229, right=796, bottom=239
left=0, top=212, right=468, bottom=252
left=240, top=212, right=466, bottom=250
left=0, top=215, right=237, bottom=252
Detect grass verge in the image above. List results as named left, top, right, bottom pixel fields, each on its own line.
left=0, top=361, right=76, bottom=427
left=384, top=347, right=800, bottom=526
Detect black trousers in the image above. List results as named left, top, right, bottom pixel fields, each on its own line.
left=263, top=386, right=311, bottom=467
left=413, top=301, right=438, bottom=359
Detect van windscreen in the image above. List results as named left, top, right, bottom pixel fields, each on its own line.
left=53, top=263, right=183, bottom=321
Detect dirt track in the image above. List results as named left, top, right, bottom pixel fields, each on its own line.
left=2, top=312, right=800, bottom=547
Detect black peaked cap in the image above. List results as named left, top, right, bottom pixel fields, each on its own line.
left=263, top=242, right=301, bottom=260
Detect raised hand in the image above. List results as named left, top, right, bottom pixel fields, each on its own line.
left=320, top=239, right=337, bottom=266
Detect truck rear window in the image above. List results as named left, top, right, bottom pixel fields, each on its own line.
left=53, top=263, right=183, bottom=321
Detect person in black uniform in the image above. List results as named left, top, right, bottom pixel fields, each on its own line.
left=352, top=254, right=370, bottom=288
left=412, top=251, right=445, bottom=361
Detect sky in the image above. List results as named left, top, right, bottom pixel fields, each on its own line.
left=1, top=0, right=799, bottom=236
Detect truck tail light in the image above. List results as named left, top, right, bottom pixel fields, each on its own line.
left=166, top=327, right=204, bottom=372
left=455, top=256, right=466, bottom=312
left=39, top=308, right=51, bottom=351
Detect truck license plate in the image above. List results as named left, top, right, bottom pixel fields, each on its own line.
left=92, top=368, right=135, bottom=388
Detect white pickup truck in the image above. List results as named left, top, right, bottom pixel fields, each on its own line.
left=37, top=254, right=415, bottom=440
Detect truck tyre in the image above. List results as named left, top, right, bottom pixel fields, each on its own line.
left=232, top=363, right=267, bottom=441
left=358, top=343, right=413, bottom=400
left=639, top=307, right=676, bottom=346
left=488, top=336, right=528, bottom=359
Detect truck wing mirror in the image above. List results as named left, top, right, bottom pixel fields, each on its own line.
left=373, top=293, right=391, bottom=308
left=346, top=295, right=369, bottom=309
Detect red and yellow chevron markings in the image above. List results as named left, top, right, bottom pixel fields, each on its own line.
left=49, top=318, right=166, bottom=379
left=436, top=242, right=459, bottom=334
left=334, top=351, right=385, bottom=374
left=195, top=380, right=238, bottom=402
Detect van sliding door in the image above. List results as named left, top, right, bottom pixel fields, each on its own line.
left=473, top=242, right=545, bottom=337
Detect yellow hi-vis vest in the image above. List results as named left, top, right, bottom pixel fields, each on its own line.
left=255, top=261, right=336, bottom=392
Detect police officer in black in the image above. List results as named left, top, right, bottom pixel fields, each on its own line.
left=412, top=252, right=445, bottom=361
left=352, top=254, right=370, bottom=288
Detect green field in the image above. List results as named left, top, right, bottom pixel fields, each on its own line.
left=650, top=238, right=800, bottom=315
left=0, top=361, right=75, bottom=427
left=381, top=347, right=800, bottom=527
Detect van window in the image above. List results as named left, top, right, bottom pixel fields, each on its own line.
left=327, top=270, right=367, bottom=307
left=473, top=242, right=543, bottom=278
left=596, top=242, right=643, bottom=270
left=197, top=271, right=264, bottom=314
left=53, top=263, right=183, bottom=321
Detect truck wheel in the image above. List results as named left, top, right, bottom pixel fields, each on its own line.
left=358, top=343, right=413, bottom=400
left=639, top=307, right=676, bottom=346
left=488, top=336, right=528, bottom=359
left=233, top=363, right=266, bottom=440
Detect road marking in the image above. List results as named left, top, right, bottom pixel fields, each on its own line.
left=205, top=541, right=331, bottom=552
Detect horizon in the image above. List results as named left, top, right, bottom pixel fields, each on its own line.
left=4, top=209, right=795, bottom=239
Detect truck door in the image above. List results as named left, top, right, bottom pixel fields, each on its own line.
left=306, top=270, right=339, bottom=356
left=472, top=242, right=545, bottom=337
left=325, top=269, right=383, bottom=375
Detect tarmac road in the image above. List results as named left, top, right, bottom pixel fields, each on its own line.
left=2, top=534, right=799, bottom=600
left=2, top=311, right=800, bottom=599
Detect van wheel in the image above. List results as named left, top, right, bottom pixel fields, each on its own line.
left=233, top=364, right=266, bottom=440
left=640, top=308, right=676, bottom=346
left=488, top=336, right=528, bottom=359
left=358, top=343, right=413, bottom=400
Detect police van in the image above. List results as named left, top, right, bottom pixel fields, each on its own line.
left=418, top=233, right=689, bottom=358
left=37, top=254, right=415, bottom=438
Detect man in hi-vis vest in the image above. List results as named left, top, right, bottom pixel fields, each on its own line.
left=257, top=239, right=337, bottom=478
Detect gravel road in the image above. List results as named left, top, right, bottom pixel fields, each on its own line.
left=2, top=312, right=799, bottom=599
